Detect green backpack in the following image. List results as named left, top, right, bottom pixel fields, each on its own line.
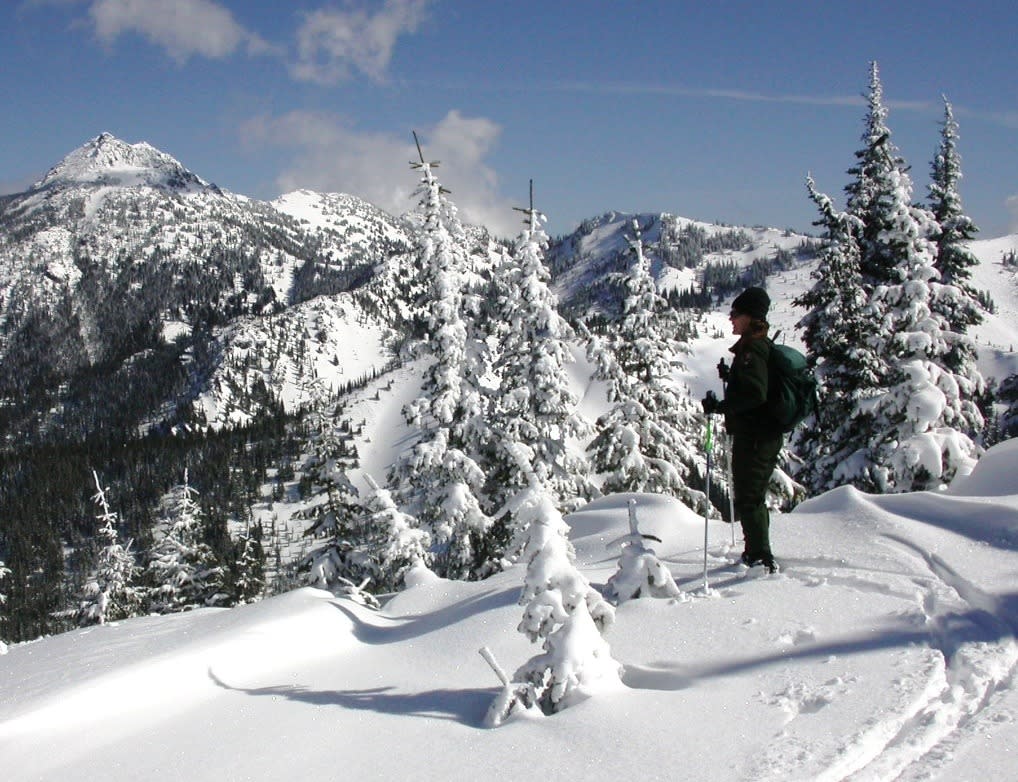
left=766, top=340, right=818, bottom=433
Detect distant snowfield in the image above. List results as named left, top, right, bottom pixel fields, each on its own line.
left=3, top=440, right=1017, bottom=782
left=194, top=293, right=393, bottom=427
left=968, top=236, right=1018, bottom=387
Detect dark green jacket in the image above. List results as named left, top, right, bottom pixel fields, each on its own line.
left=721, top=334, right=783, bottom=436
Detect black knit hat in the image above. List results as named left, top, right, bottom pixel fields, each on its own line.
left=731, top=286, right=770, bottom=320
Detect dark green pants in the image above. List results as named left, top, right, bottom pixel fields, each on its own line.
left=731, top=431, right=783, bottom=560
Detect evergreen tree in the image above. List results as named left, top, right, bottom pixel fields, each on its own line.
left=358, top=474, right=430, bottom=593
left=794, top=177, right=876, bottom=493
left=846, top=162, right=980, bottom=491
left=929, top=98, right=982, bottom=294
left=998, top=374, right=1018, bottom=439
left=0, top=558, right=10, bottom=650
left=301, top=472, right=430, bottom=597
left=484, top=190, right=593, bottom=545
left=301, top=487, right=362, bottom=591
left=300, top=394, right=365, bottom=592
left=146, top=471, right=226, bottom=612
left=845, top=61, right=909, bottom=289
left=388, top=144, right=492, bottom=579
left=505, top=485, right=620, bottom=717
left=605, top=499, right=681, bottom=604
left=587, top=221, right=702, bottom=505
left=74, top=472, right=142, bottom=626
left=927, top=97, right=984, bottom=372
left=800, top=64, right=984, bottom=493
left=859, top=270, right=982, bottom=491
left=232, top=524, right=265, bottom=604
left=0, top=560, right=8, bottom=609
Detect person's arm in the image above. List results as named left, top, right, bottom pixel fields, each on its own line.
left=721, top=340, right=769, bottom=414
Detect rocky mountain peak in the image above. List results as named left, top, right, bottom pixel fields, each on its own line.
left=31, top=132, right=214, bottom=194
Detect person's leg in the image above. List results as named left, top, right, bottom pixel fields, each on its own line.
left=731, top=435, right=760, bottom=560
left=732, top=433, right=783, bottom=565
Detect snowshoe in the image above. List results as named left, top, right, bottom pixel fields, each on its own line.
left=740, top=551, right=778, bottom=574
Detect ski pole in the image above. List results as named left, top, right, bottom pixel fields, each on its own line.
left=717, top=358, right=735, bottom=548
left=726, top=433, right=736, bottom=548
left=702, top=415, right=714, bottom=592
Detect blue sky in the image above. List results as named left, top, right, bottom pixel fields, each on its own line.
left=2, top=0, right=1016, bottom=239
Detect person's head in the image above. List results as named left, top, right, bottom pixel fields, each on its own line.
left=729, top=286, right=770, bottom=336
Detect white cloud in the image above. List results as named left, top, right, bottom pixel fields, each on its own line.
left=545, top=80, right=944, bottom=114
left=290, top=0, right=429, bottom=84
left=88, top=0, right=273, bottom=62
left=240, top=109, right=517, bottom=236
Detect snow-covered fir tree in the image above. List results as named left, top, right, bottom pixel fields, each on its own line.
left=73, top=472, right=142, bottom=626
left=605, top=499, right=681, bottom=604
left=799, top=64, right=984, bottom=493
left=844, top=160, right=981, bottom=491
left=848, top=79, right=984, bottom=489
left=0, top=560, right=8, bottom=609
left=0, top=558, right=11, bottom=651
left=997, top=374, right=1018, bottom=440
left=232, top=524, right=265, bottom=604
left=303, top=471, right=430, bottom=595
left=300, top=395, right=365, bottom=591
left=356, top=474, right=430, bottom=593
left=497, top=483, right=620, bottom=720
left=927, top=97, right=984, bottom=372
left=300, top=483, right=364, bottom=592
left=859, top=273, right=982, bottom=492
left=483, top=192, right=593, bottom=545
left=928, top=97, right=981, bottom=293
left=587, top=221, right=702, bottom=506
left=146, top=471, right=227, bottom=612
left=388, top=150, right=492, bottom=580
left=794, top=177, right=876, bottom=494
left=844, top=61, right=910, bottom=289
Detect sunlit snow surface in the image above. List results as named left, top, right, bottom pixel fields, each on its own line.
left=3, top=440, right=1017, bottom=781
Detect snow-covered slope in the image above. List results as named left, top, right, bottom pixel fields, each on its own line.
left=272, top=189, right=410, bottom=250
left=2, top=440, right=1017, bottom=782
left=193, top=292, right=396, bottom=428
left=968, top=234, right=1018, bottom=384
left=3, top=135, right=1018, bottom=781
left=546, top=210, right=813, bottom=316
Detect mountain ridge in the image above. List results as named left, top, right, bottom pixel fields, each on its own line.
left=2, top=133, right=1015, bottom=444
left=0, top=134, right=807, bottom=441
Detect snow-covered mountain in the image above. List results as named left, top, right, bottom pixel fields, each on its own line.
left=4, top=134, right=811, bottom=441
left=543, top=210, right=817, bottom=322
left=2, top=132, right=1017, bottom=441
left=30, top=132, right=214, bottom=196
left=0, top=134, right=416, bottom=437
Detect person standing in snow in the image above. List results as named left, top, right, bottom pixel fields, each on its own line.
left=701, top=286, right=782, bottom=573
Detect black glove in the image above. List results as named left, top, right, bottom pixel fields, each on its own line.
left=717, top=358, right=730, bottom=383
left=701, top=390, right=721, bottom=415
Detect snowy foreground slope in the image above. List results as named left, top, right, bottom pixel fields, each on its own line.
left=2, top=441, right=1017, bottom=782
